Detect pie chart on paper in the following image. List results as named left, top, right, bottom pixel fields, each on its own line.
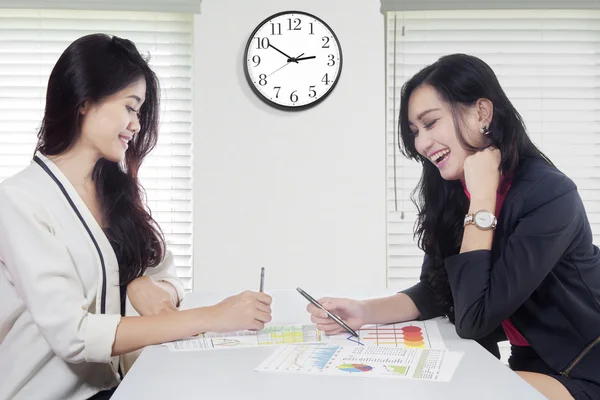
left=337, top=363, right=373, bottom=373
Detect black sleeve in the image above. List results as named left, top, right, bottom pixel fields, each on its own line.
left=400, top=254, right=446, bottom=320
left=445, top=178, right=582, bottom=339
left=475, top=325, right=507, bottom=359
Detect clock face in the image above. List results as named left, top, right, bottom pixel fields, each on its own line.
left=244, top=11, right=343, bottom=110
left=475, top=211, right=493, bottom=228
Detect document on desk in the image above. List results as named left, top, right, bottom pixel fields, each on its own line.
left=255, top=344, right=463, bottom=381
left=165, top=324, right=325, bottom=351
left=165, top=320, right=446, bottom=351
left=326, top=320, right=446, bottom=349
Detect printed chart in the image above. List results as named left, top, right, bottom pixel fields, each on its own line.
left=166, top=325, right=325, bottom=351
left=326, top=320, right=446, bottom=349
left=254, top=343, right=338, bottom=372
left=255, top=344, right=463, bottom=381
left=166, top=320, right=445, bottom=352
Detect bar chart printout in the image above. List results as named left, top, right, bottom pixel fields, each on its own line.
left=166, top=325, right=324, bottom=351
left=255, top=344, right=463, bottom=381
left=326, top=320, right=446, bottom=349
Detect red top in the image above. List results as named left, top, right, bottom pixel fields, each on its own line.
left=461, top=177, right=530, bottom=346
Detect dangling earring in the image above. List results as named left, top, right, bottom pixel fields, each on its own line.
left=480, top=125, right=490, bottom=135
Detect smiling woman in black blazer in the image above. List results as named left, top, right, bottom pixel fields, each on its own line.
left=307, top=54, right=600, bottom=400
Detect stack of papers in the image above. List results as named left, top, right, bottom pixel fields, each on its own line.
left=163, top=320, right=462, bottom=381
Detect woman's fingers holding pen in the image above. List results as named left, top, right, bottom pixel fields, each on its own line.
left=306, top=297, right=366, bottom=332
left=209, top=290, right=272, bottom=332
left=314, top=321, right=346, bottom=335
left=307, top=305, right=326, bottom=319
left=247, top=291, right=272, bottom=324
left=241, top=290, right=272, bottom=306
left=256, top=301, right=272, bottom=315
left=254, top=309, right=272, bottom=323
left=305, top=296, right=336, bottom=319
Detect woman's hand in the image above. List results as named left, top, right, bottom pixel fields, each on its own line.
left=306, top=297, right=366, bottom=335
left=208, top=291, right=273, bottom=332
left=127, top=276, right=178, bottom=316
left=463, top=147, right=502, bottom=200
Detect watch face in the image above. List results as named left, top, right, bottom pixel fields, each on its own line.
left=475, top=211, right=493, bottom=229
left=244, top=11, right=343, bottom=110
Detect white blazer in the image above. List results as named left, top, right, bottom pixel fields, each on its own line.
left=0, top=153, right=185, bottom=400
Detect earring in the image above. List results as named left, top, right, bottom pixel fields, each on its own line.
left=481, top=125, right=490, bottom=135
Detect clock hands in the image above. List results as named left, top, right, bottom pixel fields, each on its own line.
left=268, top=43, right=314, bottom=63
left=288, top=55, right=316, bottom=62
left=268, top=43, right=294, bottom=60
left=267, top=62, right=292, bottom=78
left=288, top=53, right=304, bottom=64
left=266, top=53, right=304, bottom=77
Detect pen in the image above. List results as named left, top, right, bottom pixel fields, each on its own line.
left=296, top=287, right=359, bottom=338
left=259, top=267, right=265, bottom=292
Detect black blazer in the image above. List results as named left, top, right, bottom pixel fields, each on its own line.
left=402, top=156, right=600, bottom=384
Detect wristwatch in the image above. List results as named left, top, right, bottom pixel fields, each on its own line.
left=464, top=209, right=497, bottom=230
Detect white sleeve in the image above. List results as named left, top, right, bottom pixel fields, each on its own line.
left=144, top=249, right=186, bottom=304
left=0, top=185, right=120, bottom=364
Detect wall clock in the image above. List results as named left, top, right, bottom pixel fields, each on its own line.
left=243, top=11, right=343, bottom=111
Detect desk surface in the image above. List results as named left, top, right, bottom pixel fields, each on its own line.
left=113, top=289, right=544, bottom=400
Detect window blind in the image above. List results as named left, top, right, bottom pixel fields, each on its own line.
left=0, top=9, right=193, bottom=290
left=0, top=1, right=202, bottom=13
left=381, top=1, right=600, bottom=12
left=386, top=10, right=600, bottom=289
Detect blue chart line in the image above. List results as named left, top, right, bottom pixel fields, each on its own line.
left=308, top=346, right=339, bottom=369
left=346, top=335, right=365, bottom=346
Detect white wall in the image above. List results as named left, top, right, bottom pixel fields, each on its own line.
left=193, top=0, right=386, bottom=293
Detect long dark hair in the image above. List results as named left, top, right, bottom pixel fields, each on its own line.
left=398, top=54, right=551, bottom=321
left=36, top=33, right=164, bottom=285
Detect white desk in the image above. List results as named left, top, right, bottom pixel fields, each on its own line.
left=112, top=289, right=545, bottom=399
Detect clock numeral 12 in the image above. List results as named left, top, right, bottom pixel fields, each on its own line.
left=288, top=18, right=301, bottom=31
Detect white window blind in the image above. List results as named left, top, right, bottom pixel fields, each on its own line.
left=381, top=0, right=600, bottom=12
left=0, top=9, right=193, bottom=290
left=386, top=10, right=600, bottom=290
left=0, top=1, right=202, bottom=13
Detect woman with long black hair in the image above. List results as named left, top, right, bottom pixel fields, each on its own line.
left=307, top=54, right=600, bottom=399
left=0, top=34, right=272, bottom=400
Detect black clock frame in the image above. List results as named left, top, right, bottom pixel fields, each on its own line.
left=243, top=10, right=343, bottom=111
